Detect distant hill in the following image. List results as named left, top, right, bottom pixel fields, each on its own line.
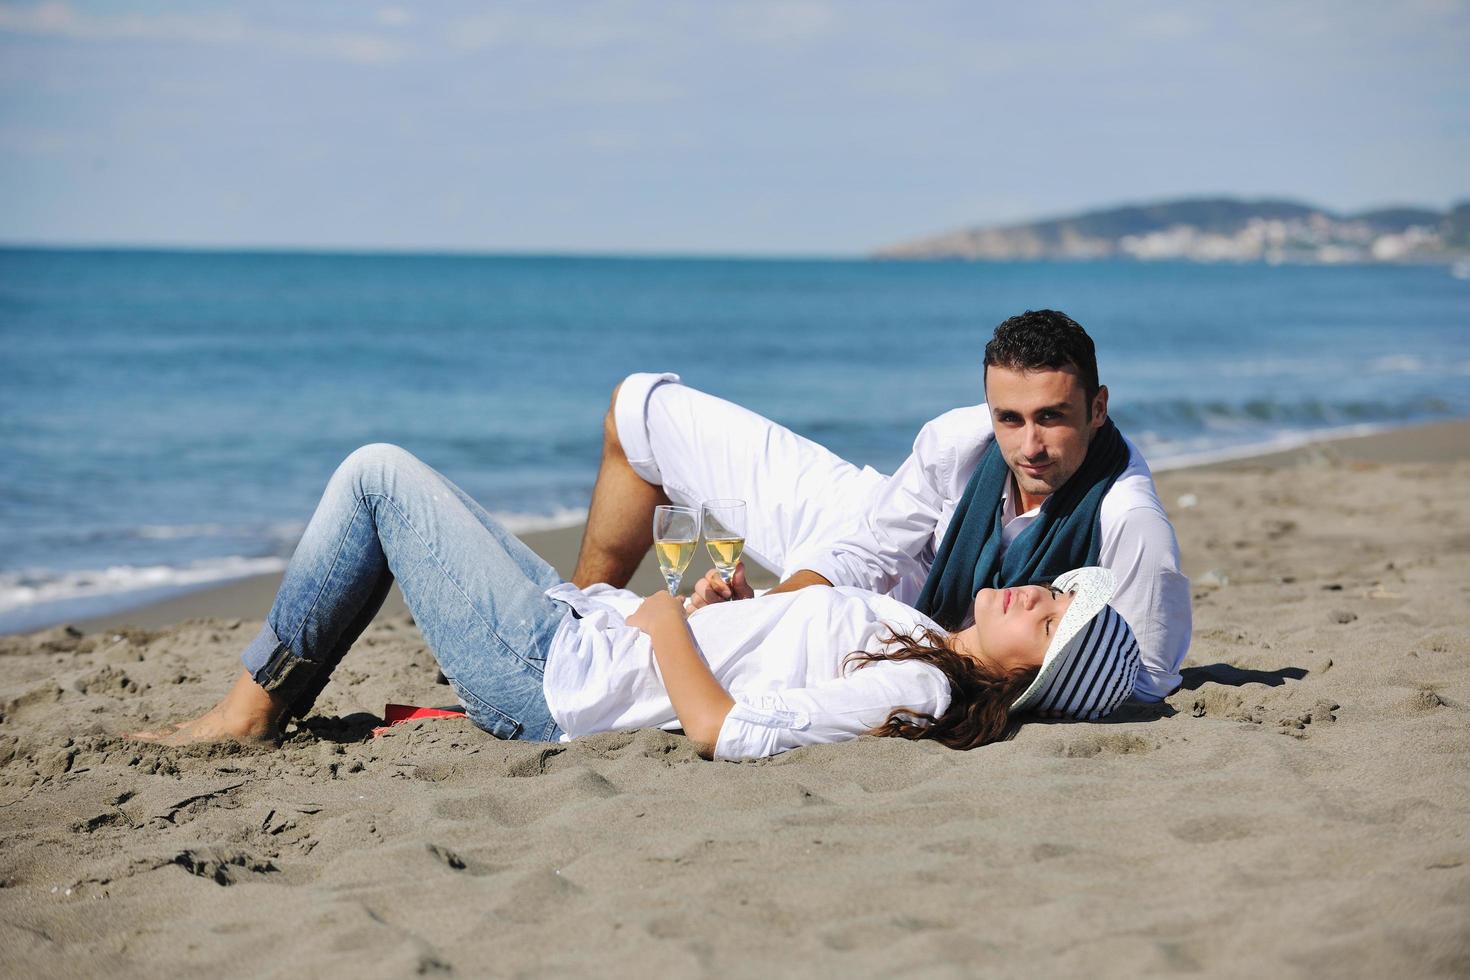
left=875, top=196, right=1470, bottom=263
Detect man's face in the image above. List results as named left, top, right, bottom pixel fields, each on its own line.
left=984, top=364, right=1108, bottom=511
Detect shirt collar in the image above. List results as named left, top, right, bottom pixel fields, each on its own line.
left=1002, top=474, right=1042, bottom=524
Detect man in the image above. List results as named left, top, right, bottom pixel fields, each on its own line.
left=571, top=309, right=1190, bottom=701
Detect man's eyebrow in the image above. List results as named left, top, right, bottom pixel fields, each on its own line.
left=992, top=401, right=1074, bottom=415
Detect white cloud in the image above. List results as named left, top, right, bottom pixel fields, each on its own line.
left=549, top=75, right=683, bottom=106
left=1126, top=8, right=1209, bottom=41
left=0, top=1, right=409, bottom=64
left=723, top=0, right=837, bottom=45
left=446, top=0, right=839, bottom=53
left=448, top=5, right=643, bottom=52
left=375, top=7, right=414, bottom=28
left=0, top=122, right=91, bottom=154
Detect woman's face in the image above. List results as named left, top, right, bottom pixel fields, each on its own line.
left=949, top=584, right=1074, bottom=673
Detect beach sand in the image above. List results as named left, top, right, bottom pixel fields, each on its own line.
left=2, top=422, right=1468, bottom=977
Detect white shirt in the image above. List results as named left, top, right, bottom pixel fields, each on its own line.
left=790, top=405, right=1192, bottom=700
left=541, top=583, right=950, bottom=761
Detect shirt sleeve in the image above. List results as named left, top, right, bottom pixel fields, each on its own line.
left=793, top=408, right=993, bottom=596
left=713, top=661, right=949, bottom=761
left=1099, top=501, right=1192, bottom=701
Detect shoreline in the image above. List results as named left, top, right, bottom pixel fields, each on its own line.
left=33, top=416, right=1466, bottom=635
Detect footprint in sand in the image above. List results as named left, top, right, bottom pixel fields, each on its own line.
left=1050, top=731, right=1158, bottom=758
left=1169, top=815, right=1253, bottom=844
left=1031, top=841, right=1078, bottom=861
left=423, top=842, right=497, bottom=877
left=1186, top=688, right=1266, bottom=724
left=0, top=684, right=65, bottom=725
left=70, top=666, right=144, bottom=696
left=146, top=845, right=280, bottom=886
left=1275, top=699, right=1339, bottom=736
left=1398, top=687, right=1455, bottom=714
left=504, top=745, right=567, bottom=777
left=562, top=768, right=619, bottom=799
left=818, top=914, right=954, bottom=952
left=495, top=866, right=582, bottom=923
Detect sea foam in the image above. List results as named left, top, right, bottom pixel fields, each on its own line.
left=0, top=556, right=291, bottom=617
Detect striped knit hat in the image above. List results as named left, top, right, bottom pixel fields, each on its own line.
left=1010, top=567, right=1141, bottom=720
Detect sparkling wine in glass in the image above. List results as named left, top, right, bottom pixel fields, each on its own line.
left=652, top=505, right=700, bottom=596
left=701, top=499, right=746, bottom=585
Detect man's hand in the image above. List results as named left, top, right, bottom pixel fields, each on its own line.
left=688, top=562, right=756, bottom=610
left=766, top=568, right=832, bottom=596
left=627, top=589, right=690, bottom=631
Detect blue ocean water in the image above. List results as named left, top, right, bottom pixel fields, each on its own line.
left=2, top=248, right=1468, bottom=632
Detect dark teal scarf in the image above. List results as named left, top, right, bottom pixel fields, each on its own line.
left=915, top=419, right=1130, bottom=630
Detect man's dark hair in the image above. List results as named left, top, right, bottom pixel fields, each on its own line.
left=983, top=309, right=1100, bottom=403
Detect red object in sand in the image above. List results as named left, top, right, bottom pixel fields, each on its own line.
left=371, top=703, right=467, bottom=736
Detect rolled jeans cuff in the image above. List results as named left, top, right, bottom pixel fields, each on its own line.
left=240, top=622, right=322, bottom=708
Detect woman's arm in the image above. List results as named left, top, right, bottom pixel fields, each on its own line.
left=626, top=591, right=735, bottom=758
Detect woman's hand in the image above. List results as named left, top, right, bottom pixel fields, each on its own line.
left=626, top=589, right=689, bottom=632
left=687, top=562, right=755, bottom=611
left=624, top=588, right=734, bottom=759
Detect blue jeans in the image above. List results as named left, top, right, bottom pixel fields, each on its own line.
left=240, top=444, right=568, bottom=741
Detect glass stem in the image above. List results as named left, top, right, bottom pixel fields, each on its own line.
left=663, top=570, right=683, bottom=596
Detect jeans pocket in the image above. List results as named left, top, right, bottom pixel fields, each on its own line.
left=450, top=683, right=523, bottom=739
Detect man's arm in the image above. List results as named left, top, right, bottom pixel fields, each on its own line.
left=1100, top=502, right=1192, bottom=700
left=691, top=407, right=989, bottom=606
left=796, top=406, right=993, bottom=595
left=766, top=569, right=833, bottom=595
left=626, top=592, right=735, bottom=757
left=690, top=563, right=831, bottom=609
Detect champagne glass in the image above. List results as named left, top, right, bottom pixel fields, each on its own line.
left=652, top=505, right=699, bottom=596
left=701, top=499, right=746, bottom=585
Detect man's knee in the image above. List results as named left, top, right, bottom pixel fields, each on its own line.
left=603, top=372, right=681, bottom=487
left=602, top=380, right=626, bottom=458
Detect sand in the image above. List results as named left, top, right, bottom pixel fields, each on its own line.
left=2, top=422, right=1468, bottom=978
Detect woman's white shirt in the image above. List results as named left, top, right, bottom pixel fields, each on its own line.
left=540, top=584, right=951, bottom=761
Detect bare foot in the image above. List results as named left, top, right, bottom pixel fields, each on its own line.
left=129, top=669, right=288, bottom=746
left=129, top=705, right=278, bottom=746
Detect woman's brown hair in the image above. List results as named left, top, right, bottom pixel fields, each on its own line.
left=847, top=626, right=1038, bottom=750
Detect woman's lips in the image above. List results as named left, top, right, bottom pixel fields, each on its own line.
left=1003, top=589, right=1012, bottom=613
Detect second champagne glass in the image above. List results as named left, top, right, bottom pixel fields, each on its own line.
left=701, top=499, right=746, bottom=585
left=652, top=505, right=700, bottom=596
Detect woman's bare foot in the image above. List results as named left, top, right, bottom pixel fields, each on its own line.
left=130, top=670, right=289, bottom=746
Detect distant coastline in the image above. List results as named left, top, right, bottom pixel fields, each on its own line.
left=876, top=195, right=1470, bottom=264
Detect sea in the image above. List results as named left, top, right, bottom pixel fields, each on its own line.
left=2, top=248, right=1468, bottom=633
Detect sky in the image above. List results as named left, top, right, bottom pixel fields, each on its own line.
left=0, top=0, right=1467, bottom=255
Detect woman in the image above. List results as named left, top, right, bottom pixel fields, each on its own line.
left=134, top=445, right=1141, bottom=760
